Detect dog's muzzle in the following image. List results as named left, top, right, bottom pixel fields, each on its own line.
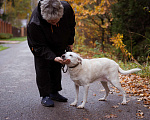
left=61, top=54, right=66, bottom=60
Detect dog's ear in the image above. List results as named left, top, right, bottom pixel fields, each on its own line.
left=77, top=57, right=82, bottom=65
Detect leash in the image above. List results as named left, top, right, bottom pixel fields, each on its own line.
left=62, top=64, right=68, bottom=73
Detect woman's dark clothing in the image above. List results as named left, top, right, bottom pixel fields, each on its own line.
left=27, top=1, right=76, bottom=97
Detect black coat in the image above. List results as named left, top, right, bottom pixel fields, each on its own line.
left=27, top=1, right=76, bottom=96
left=27, top=1, right=76, bottom=60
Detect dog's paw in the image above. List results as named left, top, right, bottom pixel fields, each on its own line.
left=77, top=105, right=84, bottom=109
left=98, top=98, right=106, bottom=101
left=121, top=101, right=127, bottom=105
left=70, top=102, right=77, bottom=106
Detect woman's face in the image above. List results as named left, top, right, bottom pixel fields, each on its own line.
left=47, top=18, right=60, bottom=25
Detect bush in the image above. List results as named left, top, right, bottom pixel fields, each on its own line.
left=0, top=33, right=13, bottom=39
left=111, top=0, right=150, bottom=61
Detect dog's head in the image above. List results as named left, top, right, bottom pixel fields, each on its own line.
left=61, top=52, right=82, bottom=67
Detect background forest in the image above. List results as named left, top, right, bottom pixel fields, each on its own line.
left=0, top=0, right=37, bottom=27
left=68, top=0, right=150, bottom=63
left=68, top=0, right=150, bottom=79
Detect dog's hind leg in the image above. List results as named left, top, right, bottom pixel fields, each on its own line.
left=110, top=79, right=126, bottom=105
left=77, top=84, right=89, bottom=109
left=70, top=84, right=79, bottom=106
left=99, top=81, right=110, bottom=101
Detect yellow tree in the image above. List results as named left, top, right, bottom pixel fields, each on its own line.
left=68, top=0, right=116, bottom=51
left=3, top=0, right=32, bottom=27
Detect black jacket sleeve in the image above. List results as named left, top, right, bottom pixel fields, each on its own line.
left=27, top=23, right=56, bottom=60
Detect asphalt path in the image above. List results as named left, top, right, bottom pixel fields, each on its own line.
left=0, top=41, right=149, bottom=120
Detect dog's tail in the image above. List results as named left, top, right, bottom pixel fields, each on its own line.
left=118, top=67, right=141, bottom=75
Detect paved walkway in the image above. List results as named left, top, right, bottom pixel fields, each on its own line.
left=0, top=41, right=149, bottom=120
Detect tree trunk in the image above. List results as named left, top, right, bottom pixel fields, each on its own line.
left=101, top=18, right=104, bottom=52
left=96, top=0, right=101, bottom=5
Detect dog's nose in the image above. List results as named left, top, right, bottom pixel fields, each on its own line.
left=61, top=54, right=65, bottom=60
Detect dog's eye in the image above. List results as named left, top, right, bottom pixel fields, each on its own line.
left=70, top=55, right=73, bottom=57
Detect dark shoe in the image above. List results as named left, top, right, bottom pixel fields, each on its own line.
left=41, top=96, right=54, bottom=107
left=50, top=92, right=68, bottom=102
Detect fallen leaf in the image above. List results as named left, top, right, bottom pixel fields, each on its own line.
left=5, top=117, right=10, bottom=120
left=112, top=105, right=119, bottom=108
left=143, top=100, right=150, bottom=105
left=137, top=98, right=142, bottom=101
left=118, top=109, right=122, bottom=112
left=101, top=89, right=105, bottom=92
left=118, top=94, right=122, bottom=96
left=136, top=110, right=144, bottom=119
left=104, top=114, right=118, bottom=118
left=83, top=118, right=89, bottom=120
left=143, top=105, right=148, bottom=108
left=116, top=91, right=120, bottom=93
left=140, top=94, right=144, bottom=97
left=136, top=102, right=140, bottom=104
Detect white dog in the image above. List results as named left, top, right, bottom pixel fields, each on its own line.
left=62, top=52, right=141, bottom=108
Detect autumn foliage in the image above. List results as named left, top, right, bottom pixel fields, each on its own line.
left=1, top=0, right=37, bottom=27
left=68, top=0, right=150, bottom=63
left=68, top=0, right=149, bottom=73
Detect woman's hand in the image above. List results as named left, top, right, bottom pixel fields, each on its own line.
left=54, top=57, right=70, bottom=64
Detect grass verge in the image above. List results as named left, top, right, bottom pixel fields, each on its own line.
left=0, top=36, right=27, bottom=51
left=0, top=45, right=9, bottom=51
left=1, top=36, right=27, bottom=41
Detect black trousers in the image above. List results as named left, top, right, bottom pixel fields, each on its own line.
left=34, top=57, right=62, bottom=97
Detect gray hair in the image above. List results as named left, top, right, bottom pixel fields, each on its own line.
left=40, top=0, right=64, bottom=20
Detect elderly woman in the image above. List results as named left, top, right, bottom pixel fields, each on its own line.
left=27, top=0, right=76, bottom=107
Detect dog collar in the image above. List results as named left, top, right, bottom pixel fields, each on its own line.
left=69, top=63, right=80, bottom=68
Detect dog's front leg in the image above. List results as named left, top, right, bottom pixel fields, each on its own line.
left=70, top=84, right=79, bottom=106
left=77, top=84, right=89, bottom=109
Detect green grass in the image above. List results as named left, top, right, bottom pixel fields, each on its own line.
left=2, top=36, right=27, bottom=41
left=0, top=45, right=9, bottom=51
left=74, top=45, right=150, bottom=80
left=0, top=36, right=27, bottom=51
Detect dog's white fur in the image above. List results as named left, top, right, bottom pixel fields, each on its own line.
left=62, top=52, right=141, bottom=108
